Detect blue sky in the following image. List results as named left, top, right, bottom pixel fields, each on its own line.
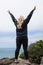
left=0, top=0, right=43, bottom=48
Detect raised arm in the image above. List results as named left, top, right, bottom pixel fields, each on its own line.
left=24, top=6, right=36, bottom=24
left=8, top=11, right=18, bottom=26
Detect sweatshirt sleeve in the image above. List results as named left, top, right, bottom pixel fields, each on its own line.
left=8, top=12, right=18, bottom=26
left=24, top=9, right=35, bottom=24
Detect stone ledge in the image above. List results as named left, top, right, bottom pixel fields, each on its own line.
left=0, top=57, right=40, bottom=65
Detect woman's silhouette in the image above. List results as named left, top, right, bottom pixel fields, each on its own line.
left=8, top=6, right=36, bottom=64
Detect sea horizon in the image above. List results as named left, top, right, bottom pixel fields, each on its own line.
left=0, top=48, right=23, bottom=59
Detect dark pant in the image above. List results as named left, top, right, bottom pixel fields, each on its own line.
left=15, top=36, right=29, bottom=59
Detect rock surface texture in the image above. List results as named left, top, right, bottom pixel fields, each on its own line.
left=40, top=57, right=43, bottom=65
left=0, top=57, right=40, bottom=65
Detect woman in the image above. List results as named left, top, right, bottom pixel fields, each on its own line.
left=8, top=6, right=36, bottom=64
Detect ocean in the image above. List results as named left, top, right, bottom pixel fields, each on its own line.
left=0, top=48, right=23, bottom=59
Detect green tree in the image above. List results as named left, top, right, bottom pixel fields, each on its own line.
left=20, top=40, right=43, bottom=64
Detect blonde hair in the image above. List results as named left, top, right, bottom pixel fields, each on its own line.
left=17, top=16, right=24, bottom=29
left=18, top=16, right=24, bottom=23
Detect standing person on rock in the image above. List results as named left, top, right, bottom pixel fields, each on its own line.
left=8, top=6, right=36, bottom=64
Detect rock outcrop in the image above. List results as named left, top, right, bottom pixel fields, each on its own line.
left=40, top=57, right=43, bottom=65
left=0, top=57, right=40, bottom=65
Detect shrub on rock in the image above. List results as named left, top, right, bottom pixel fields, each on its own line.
left=20, top=40, right=43, bottom=64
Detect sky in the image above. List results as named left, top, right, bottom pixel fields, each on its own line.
left=0, top=0, right=43, bottom=48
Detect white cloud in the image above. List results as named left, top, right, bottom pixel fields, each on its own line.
left=28, top=0, right=43, bottom=31
left=0, top=0, right=43, bottom=32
